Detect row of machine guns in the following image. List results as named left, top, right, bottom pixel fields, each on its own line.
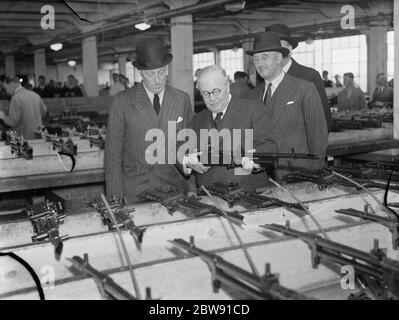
left=19, top=150, right=399, bottom=299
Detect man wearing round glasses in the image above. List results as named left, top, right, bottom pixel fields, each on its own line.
left=182, top=65, right=277, bottom=190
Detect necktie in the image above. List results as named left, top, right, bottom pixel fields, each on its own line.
left=214, top=112, right=223, bottom=129
left=153, top=94, right=161, bottom=115
left=378, top=87, right=383, bottom=96
left=263, top=82, right=273, bottom=106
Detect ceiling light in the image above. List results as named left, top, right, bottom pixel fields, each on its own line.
left=50, top=43, right=63, bottom=51
left=135, top=22, right=151, bottom=31
left=67, top=60, right=76, bottom=67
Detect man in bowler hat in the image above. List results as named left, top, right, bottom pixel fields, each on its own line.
left=264, top=24, right=332, bottom=132
left=246, top=31, right=328, bottom=180
left=105, top=38, right=194, bottom=203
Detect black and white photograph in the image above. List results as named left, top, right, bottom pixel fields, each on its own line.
left=0, top=0, right=398, bottom=306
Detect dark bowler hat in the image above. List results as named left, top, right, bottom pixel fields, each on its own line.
left=245, top=31, right=290, bottom=57
left=265, top=24, right=298, bottom=49
left=132, top=39, right=173, bottom=70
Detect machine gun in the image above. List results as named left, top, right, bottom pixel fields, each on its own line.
left=283, top=169, right=399, bottom=192
left=88, top=135, right=105, bottom=149
left=137, top=188, right=244, bottom=225
left=87, top=196, right=145, bottom=246
left=44, top=134, right=77, bottom=156
left=202, top=147, right=320, bottom=169
left=67, top=254, right=139, bottom=300
left=262, top=223, right=399, bottom=299
left=170, top=237, right=312, bottom=300
left=198, top=182, right=306, bottom=216
left=24, top=200, right=68, bottom=258
left=335, top=207, right=399, bottom=250
left=9, top=135, right=33, bottom=160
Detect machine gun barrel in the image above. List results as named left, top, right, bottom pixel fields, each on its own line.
left=67, top=254, right=136, bottom=300
left=262, top=223, right=399, bottom=299
left=171, top=237, right=311, bottom=300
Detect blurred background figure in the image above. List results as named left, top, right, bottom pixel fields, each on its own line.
left=118, top=74, right=129, bottom=89
left=370, top=73, right=393, bottom=108
left=334, top=74, right=343, bottom=87
left=63, top=75, right=83, bottom=97
left=322, top=71, right=333, bottom=87
left=109, top=72, right=125, bottom=96
left=230, top=71, right=253, bottom=99
left=336, top=72, right=366, bottom=112
left=34, top=75, right=54, bottom=98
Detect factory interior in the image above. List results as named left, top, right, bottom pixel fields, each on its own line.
left=1, top=0, right=399, bottom=301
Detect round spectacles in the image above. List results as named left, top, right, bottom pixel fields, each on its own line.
left=201, top=88, right=222, bottom=98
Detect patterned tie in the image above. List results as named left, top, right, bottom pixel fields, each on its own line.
left=153, top=94, right=161, bottom=115
left=214, top=112, right=223, bottom=129
left=263, top=82, right=273, bottom=106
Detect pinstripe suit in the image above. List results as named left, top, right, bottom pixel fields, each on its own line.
left=105, top=83, right=193, bottom=203
left=248, top=74, right=328, bottom=180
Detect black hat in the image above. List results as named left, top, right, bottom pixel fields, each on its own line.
left=132, top=39, right=173, bottom=70
left=245, top=31, right=290, bottom=57
left=265, top=24, right=298, bottom=49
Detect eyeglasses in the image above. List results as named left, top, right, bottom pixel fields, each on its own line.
left=201, top=88, right=222, bottom=98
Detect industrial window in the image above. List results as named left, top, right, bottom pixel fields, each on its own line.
left=387, top=30, right=394, bottom=81
left=294, top=35, right=367, bottom=92
left=193, top=52, right=215, bottom=77
left=220, top=48, right=244, bottom=81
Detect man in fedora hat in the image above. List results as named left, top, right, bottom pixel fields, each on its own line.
left=105, top=38, right=194, bottom=203
left=246, top=31, right=328, bottom=180
left=264, top=24, right=332, bottom=132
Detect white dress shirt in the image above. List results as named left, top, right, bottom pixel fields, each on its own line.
left=262, top=71, right=286, bottom=101
left=143, top=83, right=165, bottom=105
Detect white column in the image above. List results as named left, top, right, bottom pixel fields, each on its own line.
left=242, top=39, right=256, bottom=86
left=5, top=55, right=15, bottom=76
left=34, top=48, right=47, bottom=84
left=394, top=2, right=399, bottom=140
left=82, top=35, right=99, bottom=97
left=118, top=54, right=127, bottom=76
left=367, top=26, right=388, bottom=94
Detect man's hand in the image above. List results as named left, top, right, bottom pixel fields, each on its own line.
left=241, top=149, right=260, bottom=171
left=0, top=111, right=5, bottom=120
left=183, top=151, right=210, bottom=174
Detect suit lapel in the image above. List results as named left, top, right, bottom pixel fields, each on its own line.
left=132, top=83, right=159, bottom=128
left=219, top=97, right=243, bottom=130
left=159, top=86, right=180, bottom=131
left=270, top=74, right=292, bottom=123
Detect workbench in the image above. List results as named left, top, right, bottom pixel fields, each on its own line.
left=0, top=183, right=397, bottom=300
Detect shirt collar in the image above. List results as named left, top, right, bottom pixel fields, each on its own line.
left=143, top=82, right=165, bottom=103
left=15, top=86, right=24, bottom=95
left=212, top=94, right=232, bottom=119
left=282, top=58, right=292, bottom=73
left=264, top=70, right=285, bottom=90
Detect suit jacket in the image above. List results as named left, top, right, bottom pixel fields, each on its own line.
left=189, top=97, right=277, bottom=190
left=371, top=86, right=393, bottom=108
left=337, top=87, right=366, bottom=112
left=3, top=87, right=47, bottom=140
left=248, top=74, right=328, bottom=180
left=105, top=83, right=194, bottom=203
left=286, top=59, right=332, bottom=132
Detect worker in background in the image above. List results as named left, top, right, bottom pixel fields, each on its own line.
left=109, top=73, right=125, bottom=96
left=105, top=38, right=194, bottom=203
left=118, top=74, right=130, bottom=89
left=246, top=31, right=328, bottom=180
left=34, top=75, right=54, bottom=98
left=334, top=74, right=343, bottom=88
left=230, top=71, right=253, bottom=99
left=263, top=24, right=332, bottom=132
left=370, top=73, right=393, bottom=108
left=336, top=72, right=367, bottom=112
left=0, top=76, right=47, bottom=139
left=182, top=65, right=277, bottom=190
left=322, top=71, right=334, bottom=88
left=63, top=75, right=83, bottom=97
